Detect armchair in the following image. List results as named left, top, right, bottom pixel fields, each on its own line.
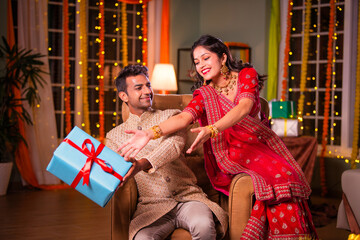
left=110, top=94, right=269, bottom=239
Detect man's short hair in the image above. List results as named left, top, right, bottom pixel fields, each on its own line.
left=115, top=64, right=149, bottom=94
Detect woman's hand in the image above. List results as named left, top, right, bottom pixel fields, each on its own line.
left=186, top=126, right=211, bottom=154
left=117, top=129, right=152, bottom=160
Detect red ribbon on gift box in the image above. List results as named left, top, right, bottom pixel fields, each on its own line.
left=63, top=138, right=123, bottom=188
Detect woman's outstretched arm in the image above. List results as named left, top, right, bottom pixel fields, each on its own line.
left=117, top=111, right=193, bottom=159
left=212, top=97, right=254, bottom=132
left=187, top=98, right=253, bottom=153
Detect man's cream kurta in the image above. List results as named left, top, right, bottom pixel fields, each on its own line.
left=106, top=109, right=228, bottom=240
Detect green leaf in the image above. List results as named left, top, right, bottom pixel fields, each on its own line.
left=0, top=37, right=47, bottom=161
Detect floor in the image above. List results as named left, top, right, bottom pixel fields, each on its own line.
left=0, top=188, right=111, bottom=240
left=310, top=195, right=350, bottom=240
left=0, top=188, right=351, bottom=240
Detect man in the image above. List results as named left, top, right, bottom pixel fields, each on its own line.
left=106, top=65, right=228, bottom=240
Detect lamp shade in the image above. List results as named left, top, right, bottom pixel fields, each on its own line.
left=150, top=63, right=178, bottom=91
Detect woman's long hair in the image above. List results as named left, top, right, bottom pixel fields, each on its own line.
left=190, top=35, right=266, bottom=92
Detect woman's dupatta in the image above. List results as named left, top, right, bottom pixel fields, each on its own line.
left=195, top=86, right=311, bottom=202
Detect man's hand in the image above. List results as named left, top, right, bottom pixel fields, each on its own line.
left=119, top=158, right=151, bottom=187
left=117, top=129, right=153, bottom=160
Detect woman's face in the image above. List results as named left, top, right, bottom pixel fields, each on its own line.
left=193, top=46, right=226, bottom=82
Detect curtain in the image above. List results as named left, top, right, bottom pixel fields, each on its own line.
left=266, top=0, right=280, bottom=100
left=148, top=0, right=163, bottom=76
left=147, top=0, right=170, bottom=74
left=17, top=0, right=60, bottom=185
left=116, top=0, right=169, bottom=75
left=160, top=0, right=169, bottom=63
left=7, top=0, right=40, bottom=188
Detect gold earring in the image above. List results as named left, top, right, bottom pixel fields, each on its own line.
left=203, top=79, right=207, bottom=86
left=220, top=64, right=229, bottom=76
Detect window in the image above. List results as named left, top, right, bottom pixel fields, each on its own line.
left=48, top=0, right=144, bottom=139
left=279, top=0, right=356, bottom=157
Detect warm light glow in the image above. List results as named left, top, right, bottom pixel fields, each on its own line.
left=151, top=64, right=178, bottom=92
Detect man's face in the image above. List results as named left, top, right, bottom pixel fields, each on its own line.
left=119, top=74, right=153, bottom=116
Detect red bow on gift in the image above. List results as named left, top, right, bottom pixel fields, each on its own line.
left=63, top=138, right=123, bottom=188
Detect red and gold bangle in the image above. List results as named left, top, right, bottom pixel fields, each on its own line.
left=150, top=125, right=162, bottom=139
left=206, top=125, right=219, bottom=138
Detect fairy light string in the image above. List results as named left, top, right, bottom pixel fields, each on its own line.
left=297, top=0, right=311, bottom=120
left=96, top=0, right=147, bottom=139
left=121, top=2, right=129, bottom=67
left=281, top=0, right=293, bottom=101
left=63, top=0, right=71, bottom=135
left=351, top=0, right=360, bottom=169
left=319, top=0, right=336, bottom=196
left=98, top=0, right=105, bottom=142
left=79, top=0, right=90, bottom=134
left=142, top=2, right=148, bottom=65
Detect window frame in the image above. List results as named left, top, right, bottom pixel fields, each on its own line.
left=48, top=0, right=143, bottom=139
left=278, top=0, right=358, bottom=158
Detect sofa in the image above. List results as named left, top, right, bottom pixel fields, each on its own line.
left=337, top=169, right=360, bottom=234
left=110, top=94, right=270, bottom=240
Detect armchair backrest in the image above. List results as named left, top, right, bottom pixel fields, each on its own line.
left=260, top=97, right=269, bottom=119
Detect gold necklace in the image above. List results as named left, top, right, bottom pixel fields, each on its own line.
left=213, top=74, right=237, bottom=95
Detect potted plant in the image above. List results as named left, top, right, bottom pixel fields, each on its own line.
left=0, top=37, right=46, bottom=195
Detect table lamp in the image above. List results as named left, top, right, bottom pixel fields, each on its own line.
left=151, top=63, right=178, bottom=94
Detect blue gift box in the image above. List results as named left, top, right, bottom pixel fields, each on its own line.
left=47, top=126, right=132, bottom=207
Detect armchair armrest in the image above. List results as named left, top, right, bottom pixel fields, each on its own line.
left=228, top=173, right=254, bottom=239
left=111, top=178, right=138, bottom=240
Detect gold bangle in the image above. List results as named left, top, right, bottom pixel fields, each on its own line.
left=150, top=125, right=162, bottom=139
left=206, top=125, right=219, bottom=138
left=205, top=125, right=214, bottom=138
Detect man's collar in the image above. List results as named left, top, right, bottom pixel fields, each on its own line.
left=128, top=108, right=156, bottom=122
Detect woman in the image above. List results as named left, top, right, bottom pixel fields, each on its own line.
left=119, top=35, right=317, bottom=239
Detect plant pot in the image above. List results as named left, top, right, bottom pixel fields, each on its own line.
left=0, top=162, right=13, bottom=196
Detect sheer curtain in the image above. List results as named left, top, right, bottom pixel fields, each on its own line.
left=147, top=0, right=163, bottom=75
left=17, top=0, right=60, bottom=185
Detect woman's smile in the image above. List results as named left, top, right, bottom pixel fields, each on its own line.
left=201, top=68, right=211, bottom=75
